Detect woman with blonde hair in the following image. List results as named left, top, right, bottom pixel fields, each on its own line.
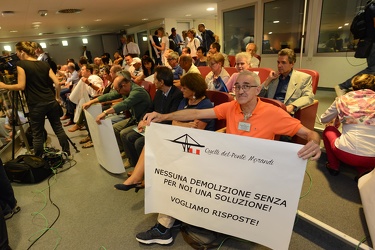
left=321, top=74, right=375, bottom=178
left=0, top=41, right=70, bottom=156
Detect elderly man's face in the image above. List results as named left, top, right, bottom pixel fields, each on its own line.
left=246, top=44, right=256, bottom=56
left=233, top=74, right=260, bottom=105
left=114, top=77, right=131, bottom=95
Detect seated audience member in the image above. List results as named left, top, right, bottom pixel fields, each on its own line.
left=320, top=74, right=375, bottom=177
left=67, top=58, right=81, bottom=72
left=194, top=46, right=207, bottom=67
left=115, top=66, right=183, bottom=169
left=186, top=29, right=201, bottom=60
left=115, top=73, right=215, bottom=191
left=123, top=55, right=133, bottom=71
left=246, top=43, right=261, bottom=67
left=179, top=55, right=200, bottom=76
left=137, top=70, right=321, bottom=245
left=205, top=53, right=230, bottom=92
left=181, top=47, right=191, bottom=56
left=59, top=63, right=80, bottom=107
left=166, top=52, right=183, bottom=81
left=113, top=51, right=124, bottom=65
left=259, top=48, right=314, bottom=114
left=209, top=42, right=230, bottom=67
left=135, top=56, right=155, bottom=84
left=65, top=64, right=104, bottom=130
left=130, top=57, right=143, bottom=81
left=226, top=52, right=252, bottom=92
left=82, top=70, right=152, bottom=158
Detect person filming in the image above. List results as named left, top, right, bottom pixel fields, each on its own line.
left=0, top=41, right=70, bottom=156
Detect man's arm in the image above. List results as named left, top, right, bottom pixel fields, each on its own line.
left=144, top=108, right=217, bottom=125
left=295, top=126, right=321, bottom=160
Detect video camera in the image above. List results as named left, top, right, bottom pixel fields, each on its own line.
left=0, top=54, right=19, bottom=83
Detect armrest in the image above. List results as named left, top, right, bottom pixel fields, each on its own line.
left=292, top=100, right=319, bottom=144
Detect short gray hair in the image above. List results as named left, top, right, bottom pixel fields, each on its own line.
left=238, top=70, right=260, bottom=86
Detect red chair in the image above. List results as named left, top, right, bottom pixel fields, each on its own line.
left=148, top=83, right=157, bottom=101
left=224, top=67, right=238, bottom=76
left=198, top=66, right=211, bottom=79
left=248, top=67, right=273, bottom=83
left=138, top=80, right=152, bottom=92
left=292, top=69, right=320, bottom=144
left=228, top=55, right=236, bottom=67
left=205, top=90, right=234, bottom=130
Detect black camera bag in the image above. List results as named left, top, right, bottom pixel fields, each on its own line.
left=4, top=155, right=52, bottom=183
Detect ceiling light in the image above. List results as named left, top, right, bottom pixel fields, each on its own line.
left=82, top=38, right=88, bottom=44
left=62, top=40, right=68, bottom=46
left=2, top=11, right=15, bottom=16
left=142, top=18, right=148, bottom=21
left=4, top=46, right=11, bottom=52
left=273, top=20, right=279, bottom=24
left=344, top=23, right=349, bottom=26
left=185, top=14, right=192, bottom=17
left=94, top=19, right=102, bottom=22
left=38, top=10, right=48, bottom=17
left=142, top=37, right=147, bottom=42
left=206, top=7, right=215, bottom=11
left=338, top=26, right=342, bottom=29
left=32, top=22, right=42, bottom=25
left=58, top=9, right=82, bottom=14
left=269, top=32, right=273, bottom=34
left=10, top=30, right=18, bottom=33
left=40, top=43, right=47, bottom=48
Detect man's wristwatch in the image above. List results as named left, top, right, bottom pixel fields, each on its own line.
left=103, top=110, right=108, bottom=116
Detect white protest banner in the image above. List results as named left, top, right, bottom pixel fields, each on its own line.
left=84, top=104, right=124, bottom=174
left=145, top=123, right=307, bottom=250
left=358, top=169, right=375, bottom=243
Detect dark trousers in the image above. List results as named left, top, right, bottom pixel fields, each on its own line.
left=28, top=101, right=70, bottom=156
left=65, top=99, right=76, bottom=122
left=0, top=159, right=17, bottom=214
left=123, top=129, right=144, bottom=167
left=0, top=207, right=10, bottom=250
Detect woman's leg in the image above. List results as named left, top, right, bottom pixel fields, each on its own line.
left=322, top=126, right=341, bottom=171
left=124, top=147, right=145, bottom=185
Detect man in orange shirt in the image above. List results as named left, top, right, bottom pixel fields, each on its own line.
left=137, top=70, right=321, bottom=245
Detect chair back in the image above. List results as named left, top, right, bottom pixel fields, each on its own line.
left=248, top=67, right=273, bottom=83
left=259, top=97, right=286, bottom=111
left=224, top=67, right=238, bottom=76
left=139, top=81, right=152, bottom=92
left=148, top=83, right=157, bottom=100
left=296, top=69, right=319, bottom=94
left=254, top=54, right=261, bottom=66
left=228, top=55, right=236, bottom=67
left=198, top=66, right=211, bottom=79
left=205, top=90, right=234, bottom=130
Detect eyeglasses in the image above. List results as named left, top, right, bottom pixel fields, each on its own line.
left=233, top=84, right=258, bottom=92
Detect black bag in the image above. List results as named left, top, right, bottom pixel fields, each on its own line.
left=4, top=155, right=52, bottom=184
left=180, top=224, right=227, bottom=250
left=355, top=39, right=373, bottom=58
left=350, top=0, right=374, bottom=39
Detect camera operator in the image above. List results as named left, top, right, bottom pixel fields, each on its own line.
left=0, top=41, right=70, bottom=156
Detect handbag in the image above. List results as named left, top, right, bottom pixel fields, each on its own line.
left=4, top=155, right=52, bottom=184
left=354, top=39, right=373, bottom=58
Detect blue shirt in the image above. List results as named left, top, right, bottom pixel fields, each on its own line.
left=273, top=70, right=292, bottom=102
left=172, top=65, right=183, bottom=80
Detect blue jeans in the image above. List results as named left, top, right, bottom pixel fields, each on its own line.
left=28, top=101, right=70, bottom=156
left=339, top=42, right=375, bottom=90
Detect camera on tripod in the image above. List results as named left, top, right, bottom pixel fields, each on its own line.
left=0, top=54, right=19, bottom=84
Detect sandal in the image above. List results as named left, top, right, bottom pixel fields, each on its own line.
left=82, top=141, right=94, bottom=148
left=79, top=136, right=91, bottom=144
